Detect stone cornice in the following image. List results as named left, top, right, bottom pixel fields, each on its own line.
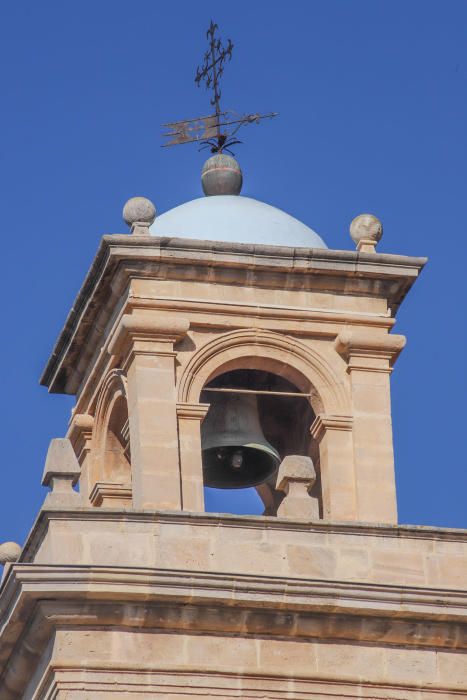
left=36, top=671, right=465, bottom=700
left=40, top=234, right=426, bottom=394
left=2, top=565, right=467, bottom=624
left=0, top=563, right=464, bottom=697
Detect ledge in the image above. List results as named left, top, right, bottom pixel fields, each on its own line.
left=2, top=564, right=467, bottom=625
left=18, top=507, right=467, bottom=568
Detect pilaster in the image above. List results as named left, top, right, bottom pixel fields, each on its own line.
left=310, top=414, right=355, bottom=521
left=176, top=402, right=210, bottom=512
left=67, top=413, right=94, bottom=502
left=108, top=312, right=189, bottom=509
left=335, top=330, right=405, bottom=523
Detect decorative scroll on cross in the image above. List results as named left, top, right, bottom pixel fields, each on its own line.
left=162, top=21, right=277, bottom=155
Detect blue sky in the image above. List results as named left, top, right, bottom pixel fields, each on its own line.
left=0, top=1, right=465, bottom=543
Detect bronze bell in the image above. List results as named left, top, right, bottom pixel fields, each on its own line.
left=201, top=393, right=281, bottom=489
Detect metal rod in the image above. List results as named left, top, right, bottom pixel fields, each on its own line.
left=202, top=387, right=311, bottom=398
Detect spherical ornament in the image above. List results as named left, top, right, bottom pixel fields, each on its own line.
left=350, top=213, right=383, bottom=246
left=0, top=541, right=21, bottom=564
left=122, top=197, right=156, bottom=228
left=201, top=154, right=243, bottom=196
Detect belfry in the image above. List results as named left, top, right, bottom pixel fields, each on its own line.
left=1, top=23, right=466, bottom=700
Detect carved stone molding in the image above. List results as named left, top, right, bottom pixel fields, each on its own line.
left=178, top=327, right=349, bottom=415
left=108, top=312, right=190, bottom=363
left=3, top=565, right=467, bottom=654
left=310, top=414, right=353, bottom=441
left=68, top=413, right=94, bottom=465
left=335, top=330, right=406, bottom=373
left=176, top=402, right=210, bottom=421
left=89, top=482, right=132, bottom=508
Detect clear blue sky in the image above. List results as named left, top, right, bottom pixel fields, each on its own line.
left=0, top=1, right=465, bottom=543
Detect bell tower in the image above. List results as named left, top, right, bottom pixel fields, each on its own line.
left=0, top=8, right=467, bottom=680
left=38, top=155, right=413, bottom=524
left=1, top=20, right=466, bottom=694
left=1, top=153, right=466, bottom=699
left=39, top=155, right=415, bottom=525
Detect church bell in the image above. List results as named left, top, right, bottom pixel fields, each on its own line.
left=201, top=393, right=281, bottom=489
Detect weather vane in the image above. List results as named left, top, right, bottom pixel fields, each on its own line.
left=162, top=21, right=277, bottom=155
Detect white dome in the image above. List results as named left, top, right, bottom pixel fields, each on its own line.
left=150, top=195, right=327, bottom=249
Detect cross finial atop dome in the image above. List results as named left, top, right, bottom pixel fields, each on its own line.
left=162, top=22, right=277, bottom=156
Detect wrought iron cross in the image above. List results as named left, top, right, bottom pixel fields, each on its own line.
left=162, top=22, right=277, bottom=155
left=195, top=21, right=233, bottom=145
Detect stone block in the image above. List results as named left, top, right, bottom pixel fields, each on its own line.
left=276, top=455, right=319, bottom=520
left=258, top=637, right=318, bottom=675
left=315, top=641, right=384, bottom=682
left=286, top=544, right=337, bottom=578
left=383, top=646, right=438, bottom=685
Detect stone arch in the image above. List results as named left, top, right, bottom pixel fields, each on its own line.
left=178, top=328, right=349, bottom=416
left=89, top=369, right=132, bottom=506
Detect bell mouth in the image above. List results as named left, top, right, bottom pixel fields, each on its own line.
left=202, top=445, right=280, bottom=489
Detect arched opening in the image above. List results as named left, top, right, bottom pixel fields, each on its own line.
left=90, top=371, right=133, bottom=508
left=200, top=369, right=319, bottom=516
left=104, top=395, right=131, bottom=482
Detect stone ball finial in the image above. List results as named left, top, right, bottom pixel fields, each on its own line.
left=122, top=196, right=156, bottom=235
left=350, top=213, right=383, bottom=253
left=201, top=154, right=243, bottom=196
left=0, top=541, right=21, bottom=565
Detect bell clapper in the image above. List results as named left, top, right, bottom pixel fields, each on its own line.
left=230, top=449, right=244, bottom=471
left=215, top=447, right=245, bottom=471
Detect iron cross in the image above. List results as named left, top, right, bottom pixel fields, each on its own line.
left=195, top=20, right=234, bottom=142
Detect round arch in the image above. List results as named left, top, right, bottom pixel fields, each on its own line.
left=92, top=369, right=131, bottom=486
left=178, top=329, right=349, bottom=415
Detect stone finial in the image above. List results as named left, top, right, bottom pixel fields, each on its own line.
left=0, top=541, right=21, bottom=582
left=0, top=542, right=21, bottom=565
left=201, top=154, right=243, bottom=196
left=122, top=196, right=156, bottom=236
left=275, top=455, right=319, bottom=520
left=41, top=438, right=81, bottom=508
left=350, top=213, right=383, bottom=253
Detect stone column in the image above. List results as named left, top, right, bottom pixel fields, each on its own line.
left=109, top=312, right=189, bottom=510
left=335, top=330, right=405, bottom=524
left=176, top=403, right=210, bottom=512
left=310, top=414, right=355, bottom=521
